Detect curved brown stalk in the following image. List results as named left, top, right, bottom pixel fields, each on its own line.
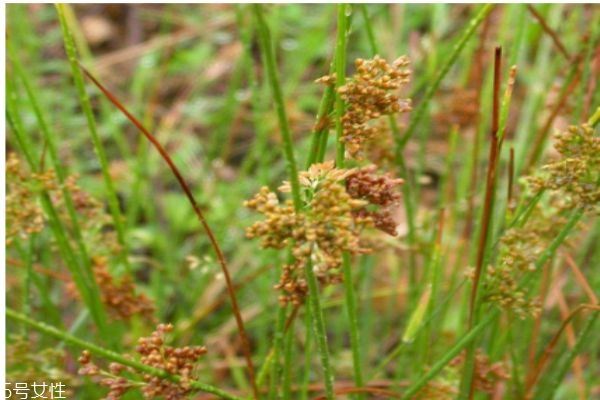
left=79, top=64, right=258, bottom=399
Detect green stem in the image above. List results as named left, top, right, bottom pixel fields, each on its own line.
left=334, top=4, right=348, bottom=167
left=334, top=5, right=365, bottom=396
left=400, top=207, right=584, bottom=398
left=401, top=311, right=497, bottom=399
left=56, top=4, right=130, bottom=272
left=252, top=4, right=302, bottom=209
left=397, top=4, right=494, bottom=151
left=6, top=309, right=243, bottom=400
left=305, top=257, right=336, bottom=400
left=7, top=83, right=111, bottom=341
left=307, top=85, right=335, bottom=168
left=535, top=312, right=599, bottom=399
left=301, top=306, right=313, bottom=400
left=268, top=305, right=287, bottom=400
left=7, top=41, right=102, bottom=297
left=254, top=5, right=336, bottom=399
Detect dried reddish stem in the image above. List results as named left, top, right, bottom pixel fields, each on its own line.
left=80, top=65, right=258, bottom=399
left=524, top=304, right=600, bottom=398
left=469, top=46, right=502, bottom=327
left=526, top=5, right=571, bottom=61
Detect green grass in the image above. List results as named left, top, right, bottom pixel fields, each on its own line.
left=6, top=4, right=600, bottom=400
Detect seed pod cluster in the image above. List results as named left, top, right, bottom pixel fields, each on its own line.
left=6, top=153, right=56, bottom=245
left=336, top=55, right=411, bottom=158
left=92, top=256, right=155, bottom=322
left=345, top=164, right=404, bottom=236
left=529, top=123, right=600, bottom=212
left=79, top=324, right=206, bottom=400
left=484, top=205, right=567, bottom=319
left=245, top=161, right=371, bottom=305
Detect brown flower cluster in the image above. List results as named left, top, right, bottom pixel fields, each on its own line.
left=245, top=162, right=371, bottom=305
left=79, top=324, right=206, bottom=400
left=345, top=165, right=403, bottom=236
left=66, top=256, right=154, bottom=322
left=484, top=206, right=566, bottom=319
left=91, top=256, right=155, bottom=322
left=6, top=153, right=57, bottom=245
left=529, top=123, right=600, bottom=212
left=450, top=350, right=510, bottom=394
left=317, top=56, right=411, bottom=158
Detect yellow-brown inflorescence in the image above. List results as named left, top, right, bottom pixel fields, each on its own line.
left=245, top=162, right=371, bottom=305
left=245, top=161, right=403, bottom=305
left=529, top=123, right=599, bottom=212
left=79, top=324, right=206, bottom=400
left=483, top=205, right=567, bottom=319
left=318, top=55, right=412, bottom=158
left=6, top=153, right=57, bottom=245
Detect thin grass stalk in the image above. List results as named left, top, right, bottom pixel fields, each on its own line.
left=403, top=198, right=585, bottom=399
left=252, top=4, right=301, bottom=207
left=78, top=64, right=259, bottom=399
left=307, top=85, right=335, bottom=168
left=507, top=147, right=515, bottom=204
left=301, top=306, right=313, bottom=400
left=526, top=5, right=572, bottom=61
left=400, top=311, right=497, bottom=400
left=7, top=85, right=110, bottom=340
left=457, top=55, right=500, bottom=388
left=525, top=304, right=600, bottom=398
left=7, top=47, right=116, bottom=344
left=303, top=256, right=336, bottom=400
left=397, top=4, right=494, bottom=151
left=334, top=4, right=348, bottom=167
left=468, top=46, right=502, bottom=327
left=55, top=4, right=130, bottom=271
left=268, top=306, right=287, bottom=400
left=371, top=280, right=467, bottom=379
left=282, top=313, right=296, bottom=399
left=6, top=309, right=243, bottom=400
left=332, top=4, right=365, bottom=397
left=253, top=5, right=336, bottom=399
left=525, top=64, right=581, bottom=171
left=463, top=47, right=502, bottom=400
left=535, top=312, right=599, bottom=399
left=7, top=44, right=110, bottom=303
